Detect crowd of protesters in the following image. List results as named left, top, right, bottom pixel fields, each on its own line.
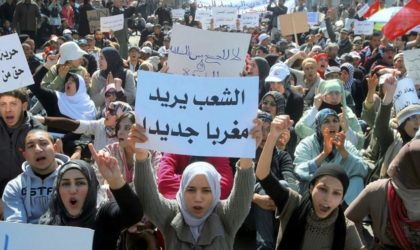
left=1, top=0, right=420, bottom=249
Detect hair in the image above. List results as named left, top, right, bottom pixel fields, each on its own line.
left=115, top=112, right=135, bottom=134
left=0, top=88, right=29, bottom=103
left=24, top=129, right=54, bottom=149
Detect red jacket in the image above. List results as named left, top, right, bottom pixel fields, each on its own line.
left=157, top=153, right=234, bottom=199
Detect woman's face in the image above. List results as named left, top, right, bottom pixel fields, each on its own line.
left=340, top=70, right=349, bottom=82
left=403, top=114, right=420, bottom=138
left=248, top=60, right=259, bottom=76
left=318, top=58, right=328, bottom=73
left=184, top=175, right=213, bottom=218
left=322, top=91, right=341, bottom=105
left=65, top=76, right=77, bottom=96
left=261, top=95, right=277, bottom=117
left=320, top=115, right=340, bottom=134
left=117, top=116, right=133, bottom=148
left=270, top=82, right=285, bottom=94
left=104, top=106, right=118, bottom=127
left=303, top=63, right=317, bottom=82
left=99, top=53, right=108, bottom=71
left=310, top=176, right=344, bottom=219
left=59, top=169, right=89, bottom=218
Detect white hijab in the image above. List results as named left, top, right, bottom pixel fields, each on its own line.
left=176, top=161, right=221, bottom=242
left=56, top=73, right=96, bottom=120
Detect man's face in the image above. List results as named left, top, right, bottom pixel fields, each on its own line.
left=22, top=131, right=57, bottom=175
left=370, top=35, right=381, bottom=48
left=22, top=44, right=33, bottom=59
left=0, top=95, right=27, bottom=128
left=95, top=31, right=103, bottom=41
left=340, top=32, right=348, bottom=41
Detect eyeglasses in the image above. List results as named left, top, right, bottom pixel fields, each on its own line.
left=105, top=91, right=116, bottom=97
left=107, top=108, right=117, bottom=116
left=262, top=100, right=277, bottom=107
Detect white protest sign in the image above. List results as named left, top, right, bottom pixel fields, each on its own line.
left=168, top=24, right=251, bottom=77
left=171, top=8, right=185, bottom=20
left=356, top=4, right=369, bottom=18
left=404, top=49, right=420, bottom=85
left=135, top=71, right=258, bottom=158
left=212, top=7, right=238, bottom=27
left=410, top=25, right=420, bottom=33
left=195, top=8, right=212, bottom=30
left=100, top=14, right=124, bottom=32
left=240, top=12, right=260, bottom=28
left=393, top=78, right=419, bottom=113
left=353, top=20, right=374, bottom=35
left=307, top=12, right=319, bottom=26
left=344, top=18, right=356, bottom=32
left=0, top=33, right=33, bottom=93
left=0, top=221, right=94, bottom=250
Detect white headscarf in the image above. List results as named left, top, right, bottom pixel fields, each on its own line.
left=176, top=161, right=221, bottom=242
left=56, top=73, right=96, bottom=120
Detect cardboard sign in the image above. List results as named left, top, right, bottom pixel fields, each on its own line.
left=0, top=222, right=94, bottom=250
left=240, top=12, right=260, bottom=28
left=278, top=12, right=309, bottom=36
left=353, top=20, right=374, bottom=35
left=100, top=14, right=124, bottom=32
left=393, top=78, right=419, bottom=113
left=212, top=7, right=238, bottom=27
left=135, top=71, right=258, bottom=158
left=168, top=24, right=250, bottom=77
left=171, top=8, right=185, bottom=20
left=0, top=33, right=34, bottom=93
left=87, top=8, right=109, bottom=33
left=404, top=49, right=420, bottom=85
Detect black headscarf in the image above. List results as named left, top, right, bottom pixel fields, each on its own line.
left=39, top=160, right=99, bottom=229
left=100, top=47, right=126, bottom=81
left=252, top=57, right=270, bottom=102
left=279, top=164, right=348, bottom=250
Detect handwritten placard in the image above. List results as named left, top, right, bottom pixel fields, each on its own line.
left=168, top=24, right=251, bottom=77
left=135, top=71, right=258, bottom=158
left=278, top=12, right=309, bottom=36
left=212, top=7, right=238, bottom=27
left=344, top=18, right=356, bottom=32
left=171, top=8, right=185, bottom=20
left=0, top=33, right=33, bottom=93
left=240, top=12, right=260, bottom=28
left=87, top=8, right=109, bottom=33
left=0, top=221, right=94, bottom=250
left=307, top=12, right=319, bottom=26
left=100, top=14, right=124, bottom=32
left=195, top=8, right=212, bottom=30
left=404, top=49, right=420, bottom=85
left=356, top=3, right=369, bottom=18
left=393, top=78, right=419, bottom=113
left=353, top=20, right=374, bottom=35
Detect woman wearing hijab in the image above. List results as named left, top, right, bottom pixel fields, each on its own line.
left=340, top=62, right=365, bottom=117
left=39, top=155, right=143, bottom=250
left=256, top=115, right=363, bottom=249
left=247, top=57, right=270, bottom=102
left=295, top=79, right=364, bottom=149
left=131, top=120, right=261, bottom=249
left=346, top=139, right=420, bottom=249
left=90, top=47, right=136, bottom=108
left=294, top=108, right=368, bottom=205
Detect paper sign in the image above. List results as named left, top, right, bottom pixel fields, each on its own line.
left=353, top=20, right=374, bottom=35
left=100, top=14, right=124, bottom=32
left=135, top=71, right=258, bottom=158
left=240, top=12, right=260, bottom=28
left=0, top=33, right=33, bottom=93
left=87, top=8, right=109, bottom=33
left=0, top=221, right=94, bottom=250
left=278, top=12, right=309, bottom=36
left=356, top=4, right=369, bottom=18
left=393, top=78, right=419, bottom=113
left=344, top=18, right=356, bottom=32
left=404, top=49, right=420, bottom=85
left=307, top=12, right=319, bottom=26
left=410, top=25, right=420, bottom=33
left=168, top=24, right=251, bottom=77
left=171, top=8, right=185, bottom=20
left=212, top=7, right=238, bottom=27
left=195, top=8, right=212, bottom=30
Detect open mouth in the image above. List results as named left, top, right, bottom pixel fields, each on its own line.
left=192, top=206, right=203, bottom=213
left=319, top=204, right=331, bottom=213
left=36, top=156, right=46, bottom=162
left=5, top=115, right=14, bottom=123
left=70, top=198, right=78, bottom=206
